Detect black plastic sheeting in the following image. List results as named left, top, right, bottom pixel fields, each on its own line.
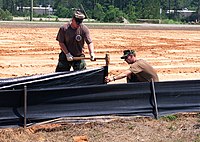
left=0, top=66, right=108, bottom=90
left=155, top=80, right=200, bottom=116
left=0, top=66, right=199, bottom=127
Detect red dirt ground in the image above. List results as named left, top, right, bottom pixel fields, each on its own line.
left=0, top=22, right=200, bottom=142
left=0, top=25, right=200, bottom=82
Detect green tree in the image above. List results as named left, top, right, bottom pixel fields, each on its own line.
left=135, top=0, right=145, bottom=19
left=93, top=3, right=105, bottom=21
left=103, top=5, right=125, bottom=22
left=0, top=8, right=13, bottom=20
left=2, top=0, right=13, bottom=12
left=55, top=5, right=71, bottom=18
left=0, top=0, right=198, bottom=22
left=67, top=0, right=82, bottom=8
left=143, top=0, right=160, bottom=19
left=0, top=0, right=3, bottom=9
left=53, top=0, right=68, bottom=10
left=191, top=0, right=200, bottom=21
left=124, top=1, right=136, bottom=22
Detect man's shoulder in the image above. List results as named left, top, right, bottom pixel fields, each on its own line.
left=135, top=59, right=152, bottom=67
left=131, top=59, right=146, bottom=66
left=80, top=24, right=89, bottom=30
left=136, top=59, right=145, bottom=62
left=60, top=23, right=70, bottom=30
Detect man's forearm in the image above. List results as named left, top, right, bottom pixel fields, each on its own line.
left=110, top=70, right=132, bottom=82
left=88, top=42, right=94, bottom=54
left=113, top=73, right=127, bottom=81
left=59, top=42, right=69, bottom=54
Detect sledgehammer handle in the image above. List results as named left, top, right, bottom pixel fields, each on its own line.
left=73, top=53, right=110, bottom=66
left=73, top=57, right=104, bottom=60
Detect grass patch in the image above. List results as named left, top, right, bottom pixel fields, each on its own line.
left=161, top=115, right=177, bottom=121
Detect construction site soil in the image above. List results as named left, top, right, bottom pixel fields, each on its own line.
left=0, top=22, right=200, bottom=142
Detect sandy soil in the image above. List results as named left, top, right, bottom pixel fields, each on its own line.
left=0, top=23, right=200, bottom=142
left=0, top=25, right=200, bottom=83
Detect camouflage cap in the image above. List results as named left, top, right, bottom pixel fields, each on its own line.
left=121, top=50, right=136, bottom=59
left=73, top=9, right=85, bottom=19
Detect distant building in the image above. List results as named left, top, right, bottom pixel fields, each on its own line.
left=166, top=8, right=195, bottom=18
left=17, top=5, right=54, bottom=15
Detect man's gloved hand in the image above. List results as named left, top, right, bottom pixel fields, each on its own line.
left=66, top=53, right=73, bottom=61
left=90, top=52, right=96, bottom=61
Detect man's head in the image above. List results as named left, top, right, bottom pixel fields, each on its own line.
left=121, top=50, right=136, bottom=64
left=73, top=9, right=85, bottom=25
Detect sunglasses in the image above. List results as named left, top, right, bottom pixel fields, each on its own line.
left=124, top=55, right=130, bottom=60
left=75, top=18, right=83, bottom=25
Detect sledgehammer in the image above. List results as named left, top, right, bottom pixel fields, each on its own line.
left=73, top=53, right=110, bottom=66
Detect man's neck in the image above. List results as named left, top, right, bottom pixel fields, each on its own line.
left=71, top=23, right=77, bottom=29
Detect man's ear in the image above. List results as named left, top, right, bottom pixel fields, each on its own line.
left=132, top=54, right=136, bottom=57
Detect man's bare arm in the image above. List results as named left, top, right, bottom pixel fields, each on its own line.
left=59, top=42, right=69, bottom=54
left=88, top=42, right=95, bottom=61
left=105, top=69, right=132, bottom=83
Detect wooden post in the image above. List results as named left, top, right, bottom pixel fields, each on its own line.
left=105, top=53, right=110, bottom=66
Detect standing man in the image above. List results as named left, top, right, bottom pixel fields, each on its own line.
left=106, top=50, right=159, bottom=83
left=55, top=9, right=95, bottom=72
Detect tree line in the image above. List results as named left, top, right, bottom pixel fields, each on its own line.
left=0, top=0, right=200, bottom=22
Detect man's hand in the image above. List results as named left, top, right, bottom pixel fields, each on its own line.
left=90, top=52, right=96, bottom=61
left=105, top=76, right=115, bottom=83
left=66, top=53, right=73, bottom=61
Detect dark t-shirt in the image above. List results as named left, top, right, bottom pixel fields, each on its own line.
left=56, top=23, right=92, bottom=57
left=129, top=59, right=159, bottom=82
